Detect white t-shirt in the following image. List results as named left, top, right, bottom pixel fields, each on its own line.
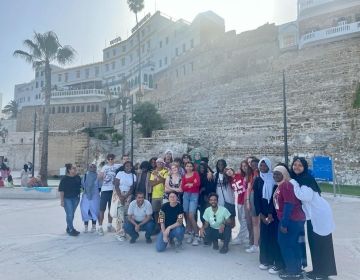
left=101, top=164, right=121, bottom=192
left=115, top=171, right=136, bottom=192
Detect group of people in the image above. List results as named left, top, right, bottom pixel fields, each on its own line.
left=58, top=151, right=337, bottom=280
left=0, top=162, right=13, bottom=187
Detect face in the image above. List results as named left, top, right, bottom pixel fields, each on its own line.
left=122, top=156, right=129, bottom=163
left=292, top=160, right=304, bottom=175
left=156, top=162, right=163, bottom=169
left=168, top=192, right=178, bottom=203
left=89, top=164, right=97, bottom=172
left=185, top=163, right=194, bottom=172
left=183, top=156, right=190, bottom=164
left=217, top=161, right=226, bottom=172
left=69, top=166, right=77, bottom=176
left=150, top=159, right=156, bottom=168
left=124, top=162, right=132, bottom=173
left=209, top=195, right=218, bottom=207
left=171, top=165, right=179, bottom=174
left=199, top=165, right=206, bottom=174
left=225, top=168, right=234, bottom=177
left=273, top=171, right=284, bottom=183
left=194, top=152, right=201, bottom=160
left=259, top=161, right=269, bottom=173
left=165, top=152, right=172, bottom=161
left=107, top=157, right=115, bottom=164
left=136, top=193, right=145, bottom=204
left=251, top=161, right=258, bottom=171
left=247, top=158, right=253, bottom=166
left=241, top=162, right=248, bottom=172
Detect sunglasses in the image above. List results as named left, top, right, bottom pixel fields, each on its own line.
left=107, top=158, right=114, bottom=161
left=213, top=214, right=217, bottom=222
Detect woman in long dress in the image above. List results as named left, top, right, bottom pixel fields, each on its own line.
left=21, top=164, right=29, bottom=187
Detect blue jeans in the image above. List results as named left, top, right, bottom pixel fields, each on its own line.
left=182, top=192, right=199, bottom=213
left=156, top=226, right=185, bottom=252
left=278, top=220, right=305, bottom=274
left=64, top=196, right=80, bottom=231
left=124, top=219, right=155, bottom=240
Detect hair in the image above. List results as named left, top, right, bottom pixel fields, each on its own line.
left=185, top=161, right=195, bottom=171
left=240, top=160, right=253, bottom=181
left=215, top=159, right=229, bottom=186
left=200, top=157, right=209, bottom=163
left=0, top=176, right=2, bottom=180
left=198, top=162, right=208, bottom=175
left=122, top=154, right=129, bottom=159
left=208, top=192, right=218, bottom=200
left=99, top=161, right=106, bottom=167
left=251, top=158, right=260, bottom=165
left=107, top=153, right=115, bottom=160
left=23, top=164, right=28, bottom=172
left=182, top=153, right=192, bottom=162
left=65, top=163, right=73, bottom=174
left=139, top=161, right=151, bottom=171
left=135, top=191, right=145, bottom=197
left=167, top=191, right=178, bottom=197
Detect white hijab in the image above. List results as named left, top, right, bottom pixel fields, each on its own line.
left=259, top=157, right=275, bottom=203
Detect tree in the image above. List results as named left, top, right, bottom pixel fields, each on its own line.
left=127, top=0, right=144, bottom=97
left=2, top=100, right=18, bottom=118
left=132, top=102, right=164, bottom=137
left=112, top=132, right=123, bottom=146
left=14, top=31, right=76, bottom=186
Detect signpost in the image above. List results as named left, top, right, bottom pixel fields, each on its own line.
left=312, top=156, right=339, bottom=196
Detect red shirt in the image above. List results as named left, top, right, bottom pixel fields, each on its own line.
left=181, top=172, right=200, bottom=193
left=273, top=181, right=305, bottom=221
left=230, top=174, right=247, bottom=205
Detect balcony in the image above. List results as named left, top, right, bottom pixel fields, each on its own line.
left=299, top=21, right=360, bottom=48
left=51, top=89, right=108, bottom=98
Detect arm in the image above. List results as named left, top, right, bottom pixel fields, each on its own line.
left=59, top=191, right=64, bottom=207
left=199, top=221, right=209, bottom=237
left=113, top=178, right=122, bottom=199
left=291, top=179, right=313, bottom=202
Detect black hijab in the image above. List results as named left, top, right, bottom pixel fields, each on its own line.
left=290, top=157, right=321, bottom=195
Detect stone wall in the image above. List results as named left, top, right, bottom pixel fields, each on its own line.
left=138, top=33, right=360, bottom=185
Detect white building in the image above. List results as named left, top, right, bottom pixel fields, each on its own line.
left=14, top=10, right=225, bottom=109
left=279, top=0, right=360, bottom=49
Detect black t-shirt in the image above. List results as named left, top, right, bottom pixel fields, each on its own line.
left=160, top=202, right=184, bottom=228
left=58, top=175, right=81, bottom=198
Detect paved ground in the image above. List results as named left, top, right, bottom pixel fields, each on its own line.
left=0, top=195, right=359, bottom=280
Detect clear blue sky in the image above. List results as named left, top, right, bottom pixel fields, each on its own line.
left=0, top=0, right=297, bottom=107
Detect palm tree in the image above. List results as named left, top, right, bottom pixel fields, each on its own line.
left=14, top=31, right=76, bottom=186
left=127, top=0, right=144, bottom=97
left=2, top=100, right=19, bottom=118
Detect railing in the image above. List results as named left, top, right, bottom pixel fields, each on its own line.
left=51, top=89, right=108, bottom=98
left=299, top=21, right=360, bottom=48
left=298, top=0, right=334, bottom=14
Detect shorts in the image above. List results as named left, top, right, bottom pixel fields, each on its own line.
left=183, top=192, right=199, bottom=213
left=100, top=190, right=113, bottom=211
left=152, top=198, right=162, bottom=212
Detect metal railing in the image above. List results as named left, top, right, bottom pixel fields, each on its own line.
left=51, top=89, right=107, bottom=98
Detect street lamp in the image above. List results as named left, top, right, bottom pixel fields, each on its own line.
left=282, top=70, right=289, bottom=166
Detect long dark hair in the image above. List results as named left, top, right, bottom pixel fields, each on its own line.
left=65, top=163, right=72, bottom=175
left=215, top=159, right=229, bottom=186
left=290, top=157, right=321, bottom=194
left=240, top=160, right=253, bottom=183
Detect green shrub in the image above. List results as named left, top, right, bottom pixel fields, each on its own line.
left=97, top=133, right=107, bottom=140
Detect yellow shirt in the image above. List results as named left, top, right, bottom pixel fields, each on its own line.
left=150, top=169, right=169, bottom=199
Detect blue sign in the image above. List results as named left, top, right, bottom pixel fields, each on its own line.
left=312, top=156, right=333, bottom=182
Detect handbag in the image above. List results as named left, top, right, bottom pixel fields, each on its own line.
left=109, top=191, right=120, bottom=218
left=219, top=180, right=236, bottom=217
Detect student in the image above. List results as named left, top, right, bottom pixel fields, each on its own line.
left=291, top=157, right=337, bottom=280
left=59, top=163, right=81, bottom=236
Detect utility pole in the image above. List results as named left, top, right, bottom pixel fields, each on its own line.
left=32, top=111, right=37, bottom=177
left=283, top=70, right=289, bottom=166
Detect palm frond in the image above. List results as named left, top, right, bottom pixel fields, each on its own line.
left=127, top=0, right=144, bottom=13
left=23, top=39, right=42, bottom=59
left=43, top=31, right=61, bottom=60
left=13, top=50, right=34, bottom=64
left=57, top=45, right=76, bottom=65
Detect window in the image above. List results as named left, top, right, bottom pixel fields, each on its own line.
left=36, top=71, right=39, bottom=77
left=159, top=41, right=163, bottom=48
left=106, top=52, right=110, bottom=58
left=87, top=105, right=91, bottom=112
left=122, top=46, right=126, bottom=52
left=71, top=106, right=75, bottom=113
left=122, top=57, right=125, bottom=66
left=36, top=82, right=39, bottom=88
left=95, top=67, right=99, bottom=77
left=62, top=107, right=65, bottom=113
left=91, top=105, right=95, bottom=112
left=112, top=61, right=116, bottom=70
left=58, top=74, right=62, bottom=82
left=85, top=68, right=90, bottom=78
left=105, top=64, right=109, bottom=71
left=66, top=107, right=69, bottom=113
left=113, top=49, right=116, bottom=56
left=41, top=71, right=44, bottom=76
left=164, top=57, right=168, bottom=65
left=41, top=81, right=44, bottom=87
left=65, top=72, right=68, bottom=82
left=159, top=59, right=162, bottom=68
left=81, top=106, right=84, bottom=112
left=190, top=39, right=194, bottom=48
left=58, top=107, right=61, bottom=113
left=76, top=70, right=80, bottom=78
left=76, top=106, right=80, bottom=113
left=95, top=105, right=99, bottom=112
left=182, top=43, right=186, bottom=52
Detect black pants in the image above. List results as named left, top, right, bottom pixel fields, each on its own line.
left=259, top=218, right=284, bottom=268
left=204, top=225, right=231, bottom=247
left=307, top=220, right=337, bottom=277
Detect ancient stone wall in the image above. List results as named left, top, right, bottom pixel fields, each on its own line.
left=138, top=34, right=360, bottom=185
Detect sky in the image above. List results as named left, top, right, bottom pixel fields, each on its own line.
left=0, top=0, right=297, bottom=107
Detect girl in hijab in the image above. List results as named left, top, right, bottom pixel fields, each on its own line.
left=80, top=164, right=100, bottom=233
left=253, top=157, right=284, bottom=273
left=290, top=157, right=337, bottom=280
left=273, top=165, right=306, bottom=279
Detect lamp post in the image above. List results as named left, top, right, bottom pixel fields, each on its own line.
left=32, top=110, right=37, bottom=177
left=282, top=70, right=289, bottom=166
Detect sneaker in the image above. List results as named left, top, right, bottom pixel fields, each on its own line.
left=279, top=272, right=303, bottom=279
left=219, top=246, right=229, bottom=254
left=212, top=240, right=219, bottom=250
left=116, top=235, right=126, bottom=242
left=192, top=236, right=200, bottom=246
left=68, top=229, right=80, bottom=236
left=97, top=227, right=104, bottom=236
left=146, top=238, right=152, bottom=244
left=72, top=229, right=80, bottom=235
left=174, top=240, right=183, bottom=251
left=90, top=225, right=96, bottom=233
left=84, top=226, right=89, bottom=233
left=305, top=273, right=328, bottom=280
left=66, top=227, right=70, bottom=234
left=246, top=245, right=259, bottom=253
left=186, top=235, right=194, bottom=244
left=268, top=266, right=282, bottom=274
left=129, top=237, right=137, bottom=244
left=107, top=225, right=115, bottom=232
left=259, top=264, right=269, bottom=270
